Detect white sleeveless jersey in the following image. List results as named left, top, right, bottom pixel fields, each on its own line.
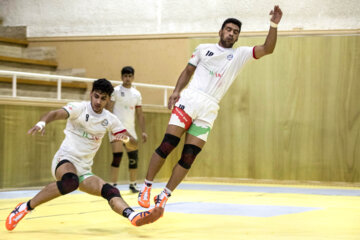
left=111, top=85, right=142, bottom=131
left=188, top=43, right=255, bottom=102
left=55, top=101, right=126, bottom=167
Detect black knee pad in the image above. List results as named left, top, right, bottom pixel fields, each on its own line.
left=178, top=144, right=202, bottom=169
left=56, top=172, right=79, bottom=195
left=155, top=133, right=180, bottom=158
left=111, top=152, right=123, bottom=167
left=101, top=183, right=121, bottom=202
left=55, top=159, right=71, bottom=173
left=128, top=150, right=138, bottom=169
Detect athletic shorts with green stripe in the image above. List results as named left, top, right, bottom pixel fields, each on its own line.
left=169, top=88, right=219, bottom=142
left=51, top=154, right=94, bottom=183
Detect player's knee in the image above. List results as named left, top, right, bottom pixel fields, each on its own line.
left=178, top=144, right=202, bottom=169
left=128, top=150, right=138, bottom=169
left=56, top=172, right=79, bottom=195
left=101, top=183, right=121, bottom=202
left=155, top=133, right=181, bottom=158
left=111, top=152, right=123, bottom=168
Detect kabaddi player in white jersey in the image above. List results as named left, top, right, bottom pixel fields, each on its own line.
left=5, top=79, right=162, bottom=231
left=138, top=6, right=283, bottom=210
left=107, top=66, right=147, bottom=193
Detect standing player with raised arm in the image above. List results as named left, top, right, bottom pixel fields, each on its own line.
left=5, top=78, right=162, bottom=231
left=138, top=6, right=283, bottom=211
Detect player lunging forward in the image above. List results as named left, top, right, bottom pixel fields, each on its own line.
left=5, top=78, right=162, bottom=231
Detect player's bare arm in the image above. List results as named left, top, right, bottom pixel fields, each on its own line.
left=114, top=131, right=137, bottom=151
left=168, top=63, right=196, bottom=109
left=254, top=5, right=283, bottom=59
left=27, top=108, right=69, bottom=136
left=135, top=106, right=147, bottom=143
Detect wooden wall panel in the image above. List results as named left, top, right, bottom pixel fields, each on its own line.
left=1, top=34, right=359, bottom=188
left=0, top=105, right=65, bottom=188
left=29, top=38, right=191, bottom=105
left=29, top=38, right=190, bottom=86
left=0, top=104, right=180, bottom=188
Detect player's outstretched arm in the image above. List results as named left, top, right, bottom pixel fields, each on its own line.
left=27, top=108, right=69, bottom=136
left=254, top=5, right=283, bottom=59
left=113, top=131, right=138, bottom=151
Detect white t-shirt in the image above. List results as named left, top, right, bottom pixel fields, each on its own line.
left=56, top=101, right=126, bottom=167
left=111, top=85, right=142, bottom=131
left=188, top=43, right=255, bottom=102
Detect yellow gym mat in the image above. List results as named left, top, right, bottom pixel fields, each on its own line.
left=1, top=182, right=359, bottom=240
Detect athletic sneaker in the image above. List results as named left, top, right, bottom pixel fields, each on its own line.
left=138, top=184, right=151, bottom=208
left=130, top=207, right=164, bottom=226
left=154, top=191, right=170, bottom=208
left=129, top=183, right=140, bottom=193
left=5, top=202, right=30, bottom=231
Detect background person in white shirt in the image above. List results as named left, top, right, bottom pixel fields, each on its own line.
left=5, top=79, right=162, bottom=231
left=107, top=66, right=147, bottom=193
left=138, top=6, right=283, bottom=211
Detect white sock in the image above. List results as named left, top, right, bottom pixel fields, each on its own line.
left=163, top=187, right=172, bottom=197
left=144, top=179, right=153, bottom=187
left=128, top=212, right=137, bottom=221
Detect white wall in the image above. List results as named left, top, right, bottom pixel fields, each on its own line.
left=0, top=0, right=359, bottom=37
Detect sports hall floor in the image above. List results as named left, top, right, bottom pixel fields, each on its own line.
left=0, top=181, right=359, bottom=240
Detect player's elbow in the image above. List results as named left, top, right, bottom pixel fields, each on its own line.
left=255, top=45, right=274, bottom=59
left=264, top=46, right=275, bottom=55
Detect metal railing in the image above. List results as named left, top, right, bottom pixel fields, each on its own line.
left=0, top=70, right=174, bottom=107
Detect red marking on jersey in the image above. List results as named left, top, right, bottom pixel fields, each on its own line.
left=191, top=54, right=195, bottom=58
left=172, top=106, right=192, bottom=130
left=113, top=129, right=127, bottom=136
left=68, top=106, right=72, bottom=110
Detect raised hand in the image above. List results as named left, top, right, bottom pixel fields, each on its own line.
left=114, top=133, right=130, bottom=143
left=270, top=5, right=283, bottom=24
left=27, top=121, right=46, bottom=136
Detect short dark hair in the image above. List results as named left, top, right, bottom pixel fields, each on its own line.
left=121, top=66, right=135, bottom=76
left=221, top=18, right=242, bottom=31
left=92, top=78, right=114, bottom=96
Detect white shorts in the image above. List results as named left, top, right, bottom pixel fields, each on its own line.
left=169, top=88, right=219, bottom=141
left=108, top=125, right=137, bottom=142
left=51, top=151, right=93, bottom=183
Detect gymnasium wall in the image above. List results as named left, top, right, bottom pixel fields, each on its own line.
left=27, top=36, right=192, bottom=105
left=1, top=0, right=359, bottom=37
left=188, top=34, right=360, bottom=183
left=0, top=33, right=359, bottom=188
left=0, top=103, right=183, bottom=189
